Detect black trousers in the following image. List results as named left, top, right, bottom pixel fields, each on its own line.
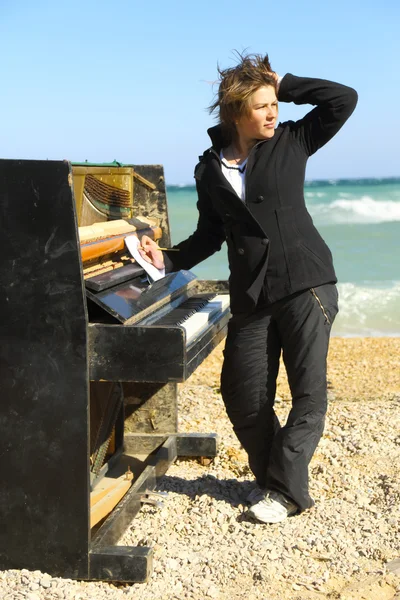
left=220, top=284, right=339, bottom=511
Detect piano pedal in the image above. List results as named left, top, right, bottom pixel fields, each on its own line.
left=140, top=490, right=168, bottom=509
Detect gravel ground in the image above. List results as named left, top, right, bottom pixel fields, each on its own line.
left=1, top=338, right=400, bottom=600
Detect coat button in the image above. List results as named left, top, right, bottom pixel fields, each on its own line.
left=261, top=238, right=269, bottom=246
left=255, top=195, right=264, bottom=203
left=237, top=248, right=245, bottom=255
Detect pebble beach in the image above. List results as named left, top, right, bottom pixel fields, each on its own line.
left=1, top=337, right=400, bottom=600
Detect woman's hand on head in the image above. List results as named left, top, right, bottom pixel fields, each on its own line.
left=269, top=71, right=281, bottom=91
left=138, top=235, right=165, bottom=269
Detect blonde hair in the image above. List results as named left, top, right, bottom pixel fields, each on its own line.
left=209, top=52, right=277, bottom=139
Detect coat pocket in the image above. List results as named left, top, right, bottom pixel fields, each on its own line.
left=276, top=206, right=334, bottom=285
left=310, top=284, right=339, bottom=325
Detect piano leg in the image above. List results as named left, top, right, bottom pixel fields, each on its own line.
left=124, top=432, right=218, bottom=458
left=86, top=382, right=218, bottom=582
left=90, top=428, right=218, bottom=582
left=122, top=381, right=218, bottom=457
left=90, top=436, right=176, bottom=582
left=89, top=547, right=153, bottom=583
left=123, top=381, right=179, bottom=435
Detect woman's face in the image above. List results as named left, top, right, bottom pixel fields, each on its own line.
left=236, top=85, right=278, bottom=142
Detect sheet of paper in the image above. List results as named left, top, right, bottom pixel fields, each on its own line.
left=125, top=235, right=164, bottom=282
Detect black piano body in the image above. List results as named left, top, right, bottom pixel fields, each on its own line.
left=0, top=159, right=230, bottom=582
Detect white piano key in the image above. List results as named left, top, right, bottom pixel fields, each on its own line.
left=181, top=294, right=230, bottom=344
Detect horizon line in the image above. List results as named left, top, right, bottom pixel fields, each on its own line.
left=167, top=175, right=400, bottom=187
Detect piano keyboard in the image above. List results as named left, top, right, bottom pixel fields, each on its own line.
left=87, top=271, right=231, bottom=381
left=155, top=293, right=230, bottom=344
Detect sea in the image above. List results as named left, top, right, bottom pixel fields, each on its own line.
left=166, top=178, right=400, bottom=337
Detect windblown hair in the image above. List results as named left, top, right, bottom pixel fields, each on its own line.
left=209, top=52, right=277, bottom=140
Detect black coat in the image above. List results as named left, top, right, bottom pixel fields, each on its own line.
left=164, top=74, right=358, bottom=314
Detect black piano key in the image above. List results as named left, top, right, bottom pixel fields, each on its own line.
left=154, top=294, right=216, bottom=326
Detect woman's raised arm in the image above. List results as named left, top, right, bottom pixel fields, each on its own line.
left=278, top=73, right=358, bottom=156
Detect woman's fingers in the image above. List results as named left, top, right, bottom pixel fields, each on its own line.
left=139, top=235, right=165, bottom=269
left=137, top=248, right=153, bottom=263
left=138, top=235, right=153, bottom=260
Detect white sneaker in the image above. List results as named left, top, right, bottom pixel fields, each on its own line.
left=247, top=490, right=298, bottom=523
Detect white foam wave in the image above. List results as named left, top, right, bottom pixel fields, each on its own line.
left=305, top=191, right=327, bottom=198
left=311, top=196, right=400, bottom=224
left=333, top=282, right=400, bottom=336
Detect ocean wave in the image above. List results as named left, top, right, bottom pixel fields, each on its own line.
left=168, top=177, right=400, bottom=191
left=168, top=184, right=196, bottom=191
left=311, top=196, right=400, bottom=224
left=305, top=177, right=400, bottom=187
left=333, top=282, right=400, bottom=336
left=304, top=191, right=327, bottom=198
left=169, top=177, right=400, bottom=191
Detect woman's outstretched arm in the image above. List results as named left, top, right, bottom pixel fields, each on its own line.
left=140, top=179, right=225, bottom=273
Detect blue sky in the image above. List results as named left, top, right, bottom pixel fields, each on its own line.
left=1, top=0, right=398, bottom=184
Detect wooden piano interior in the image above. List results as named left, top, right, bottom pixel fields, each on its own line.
left=0, top=159, right=230, bottom=583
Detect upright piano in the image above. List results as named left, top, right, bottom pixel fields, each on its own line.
left=0, top=159, right=230, bottom=582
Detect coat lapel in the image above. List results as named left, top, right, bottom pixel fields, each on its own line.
left=206, top=154, right=267, bottom=236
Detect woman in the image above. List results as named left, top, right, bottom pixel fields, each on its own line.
left=140, top=53, right=358, bottom=523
